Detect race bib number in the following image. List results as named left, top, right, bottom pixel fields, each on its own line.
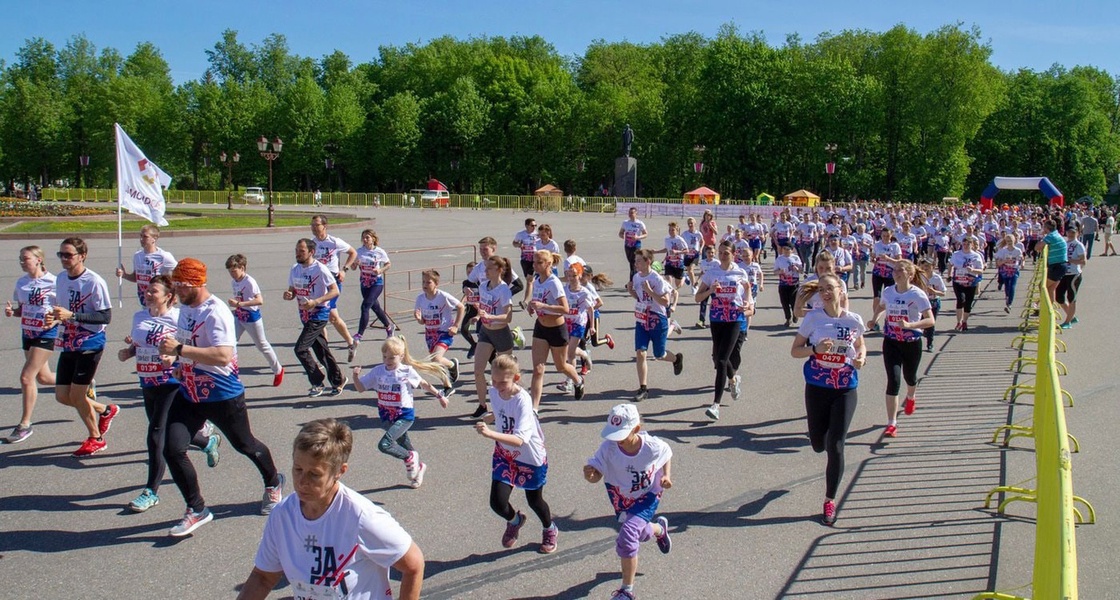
left=292, top=580, right=344, bottom=600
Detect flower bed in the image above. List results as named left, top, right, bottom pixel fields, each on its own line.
left=0, top=200, right=113, bottom=218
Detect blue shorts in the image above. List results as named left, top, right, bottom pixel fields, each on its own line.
left=328, top=276, right=343, bottom=309
left=567, top=322, right=587, bottom=340
left=493, top=452, right=548, bottom=490
left=634, top=316, right=669, bottom=358
left=425, top=330, right=454, bottom=352
left=748, top=239, right=762, bottom=250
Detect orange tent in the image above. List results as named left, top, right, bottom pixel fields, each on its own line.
left=534, top=184, right=563, bottom=196
left=684, top=186, right=720, bottom=205
left=783, top=189, right=820, bottom=207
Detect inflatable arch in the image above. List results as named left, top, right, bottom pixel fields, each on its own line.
left=979, top=177, right=1064, bottom=212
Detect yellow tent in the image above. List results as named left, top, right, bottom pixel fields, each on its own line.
left=783, top=189, right=820, bottom=207
left=684, top=186, right=720, bottom=205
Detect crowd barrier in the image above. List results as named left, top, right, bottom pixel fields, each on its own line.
left=974, top=247, right=1094, bottom=600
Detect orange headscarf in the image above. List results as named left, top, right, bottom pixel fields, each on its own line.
left=172, top=258, right=208, bottom=287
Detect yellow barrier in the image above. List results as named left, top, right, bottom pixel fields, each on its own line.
left=976, top=247, right=1091, bottom=600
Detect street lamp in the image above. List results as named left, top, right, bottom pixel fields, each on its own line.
left=824, top=143, right=838, bottom=201
left=693, top=144, right=706, bottom=178
left=79, top=154, right=90, bottom=188
left=219, top=150, right=240, bottom=210
left=257, top=135, right=283, bottom=227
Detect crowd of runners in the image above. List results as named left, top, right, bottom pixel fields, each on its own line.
left=3, top=201, right=1110, bottom=599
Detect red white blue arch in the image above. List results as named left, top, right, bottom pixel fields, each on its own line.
left=980, top=176, right=1064, bottom=211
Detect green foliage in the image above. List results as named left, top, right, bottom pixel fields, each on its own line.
left=2, top=26, right=1118, bottom=202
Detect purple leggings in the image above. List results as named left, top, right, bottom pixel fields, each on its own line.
left=616, top=514, right=654, bottom=558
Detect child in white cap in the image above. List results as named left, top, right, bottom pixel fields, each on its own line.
left=584, top=403, right=673, bottom=600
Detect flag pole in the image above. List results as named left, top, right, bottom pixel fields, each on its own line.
left=115, top=123, right=123, bottom=308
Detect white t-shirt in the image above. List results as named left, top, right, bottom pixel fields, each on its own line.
left=993, top=246, right=1024, bottom=277
left=699, top=264, right=750, bottom=323
left=631, top=270, right=672, bottom=325
left=478, top=280, right=513, bottom=327
left=1067, top=239, right=1086, bottom=275
left=356, top=246, right=390, bottom=288
left=530, top=274, right=566, bottom=317
left=290, top=262, right=336, bottom=323
left=231, top=274, right=264, bottom=323
left=131, top=247, right=177, bottom=302
left=488, top=386, right=546, bottom=467
left=56, top=268, right=112, bottom=351
left=130, top=307, right=179, bottom=387
left=176, top=295, right=243, bottom=403
left=414, top=289, right=462, bottom=332
left=587, top=432, right=672, bottom=502
left=949, top=250, right=984, bottom=285
left=797, top=308, right=865, bottom=390
left=313, top=234, right=353, bottom=275
left=359, top=364, right=424, bottom=421
left=254, top=483, right=412, bottom=600
left=513, top=230, right=539, bottom=262
left=881, top=285, right=932, bottom=343
left=620, top=219, right=647, bottom=248
left=774, top=254, right=803, bottom=285
left=13, top=272, right=57, bottom=340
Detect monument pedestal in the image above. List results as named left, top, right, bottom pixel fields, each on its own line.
left=615, top=157, right=637, bottom=197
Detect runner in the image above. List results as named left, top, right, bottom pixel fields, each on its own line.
left=412, top=269, right=465, bottom=396
left=790, top=273, right=867, bottom=525
left=236, top=419, right=425, bottom=600
left=681, top=217, right=703, bottom=292
left=475, top=355, right=558, bottom=554
left=4, top=246, right=58, bottom=443
left=774, top=243, right=803, bottom=327
left=352, top=337, right=450, bottom=489
left=850, top=223, right=873, bottom=290
left=559, top=264, right=595, bottom=394
left=993, top=234, right=1024, bottom=314
left=628, top=249, right=685, bottom=402
left=309, top=215, right=358, bottom=361
left=471, top=255, right=516, bottom=418
left=619, top=206, right=648, bottom=280
left=699, top=209, right=718, bottom=253
left=286, top=239, right=346, bottom=397
left=694, top=241, right=753, bottom=420
left=878, top=260, right=935, bottom=437
left=694, top=245, right=718, bottom=329
left=917, top=257, right=946, bottom=352
left=158, top=258, right=283, bottom=537
left=118, top=274, right=219, bottom=513
left=948, top=237, right=985, bottom=331
left=656, top=222, right=689, bottom=316
left=47, top=238, right=117, bottom=457
left=353, top=229, right=394, bottom=347
left=867, top=226, right=903, bottom=332
left=225, top=254, right=284, bottom=387
left=512, top=218, right=539, bottom=306
left=116, top=224, right=177, bottom=304
left=527, top=250, right=585, bottom=409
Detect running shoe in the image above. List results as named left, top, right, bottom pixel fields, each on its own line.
left=604, top=333, right=615, bottom=349
left=785, top=319, right=791, bottom=328
left=405, top=451, right=420, bottom=479
left=868, top=322, right=879, bottom=332
left=1003, top=305, right=1011, bottom=314
left=512, top=326, right=525, bottom=349
left=129, top=488, right=160, bottom=513
left=199, top=421, right=215, bottom=437
left=329, top=376, right=349, bottom=396
left=466, top=346, right=476, bottom=360
left=633, top=389, right=649, bottom=402
left=539, top=524, right=558, bottom=554
left=347, top=338, right=359, bottom=363
left=1060, top=322, right=1072, bottom=330
left=792, top=316, right=799, bottom=325
left=97, top=404, right=120, bottom=436
left=449, top=358, right=460, bottom=383
left=272, top=367, right=284, bottom=387
left=574, top=378, right=586, bottom=400
left=443, top=386, right=455, bottom=399
left=1072, top=317, right=1080, bottom=324
left=902, top=397, right=916, bottom=416
left=410, top=462, right=428, bottom=489
left=730, top=375, right=742, bottom=401
left=502, top=511, right=526, bottom=548
left=5, top=424, right=32, bottom=444
left=822, top=500, right=837, bottom=526
left=204, top=434, right=222, bottom=468
left=670, top=319, right=682, bottom=335
left=705, top=404, right=720, bottom=420
left=557, top=381, right=572, bottom=394
left=610, top=589, right=637, bottom=600
left=73, top=436, right=106, bottom=457
left=387, top=324, right=396, bottom=338
left=655, top=516, right=672, bottom=554
left=261, top=474, right=285, bottom=515
left=169, top=507, right=213, bottom=537
left=696, top=320, right=707, bottom=329
left=307, top=386, right=325, bottom=397
left=926, top=342, right=934, bottom=352
left=471, top=404, right=488, bottom=419
left=884, top=424, right=898, bottom=438
left=579, top=362, right=591, bottom=376
left=673, top=353, right=684, bottom=376
left=961, top=322, right=969, bottom=331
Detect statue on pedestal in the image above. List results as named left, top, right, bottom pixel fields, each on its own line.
left=622, top=124, right=634, bottom=158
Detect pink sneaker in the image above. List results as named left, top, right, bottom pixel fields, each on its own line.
left=822, top=500, right=837, bottom=526
left=884, top=424, right=898, bottom=438
left=502, top=511, right=525, bottom=548
left=902, top=397, right=916, bottom=415
left=539, top=525, right=558, bottom=554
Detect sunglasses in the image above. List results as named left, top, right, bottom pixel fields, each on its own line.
left=56, top=252, right=78, bottom=259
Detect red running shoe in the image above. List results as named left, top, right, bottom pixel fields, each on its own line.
left=903, top=397, right=916, bottom=415
left=822, top=500, right=837, bottom=526
left=97, top=404, right=120, bottom=436
left=605, top=334, right=615, bottom=350
left=73, top=437, right=107, bottom=457
left=884, top=424, right=898, bottom=438
left=272, top=367, right=284, bottom=387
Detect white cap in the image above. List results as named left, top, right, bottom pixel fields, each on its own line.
left=601, top=403, right=641, bottom=441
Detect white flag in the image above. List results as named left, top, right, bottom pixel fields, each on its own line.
left=115, top=123, right=171, bottom=226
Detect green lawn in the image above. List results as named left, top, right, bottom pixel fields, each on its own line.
left=2, top=209, right=362, bottom=233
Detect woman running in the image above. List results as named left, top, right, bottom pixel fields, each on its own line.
left=4, top=246, right=58, bottom=443
left=354, top=229, right=394, bottom=344
left=471, top=255, right=516, bottom=418
left=949, top=236, right=985, bottom=331
left=528, top=250, right=584, bottom=410
left=867, top=226, right=903, bottom=332
left=694, top=241, right=753, bottom=421
left=993, top=234, right=1024, bottom=314
left=790, top=273, right=867, bottom=525
left=774, top=243, right=803, bottom=327
left=878, top=260, right=935, bottom=437
left=917, top=257, right=946, bottom=352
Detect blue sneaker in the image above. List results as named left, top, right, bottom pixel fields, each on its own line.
left=204, top=434, right=221, bottom=468
left=129, top=488, right=160, bottom=513
left=655, top=516, right=672, bottom=554
left=1071, top=317, right=1079, bottom=325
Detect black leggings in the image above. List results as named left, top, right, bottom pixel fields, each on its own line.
left=805, top=384, right=858, bottom=499
left=490, top=479, right=552, bottom=528
left=625, top=245, right=639, bottom=280
left=358, top=283, right=391, bottom=337
left=778, top=284, right=798, bottom=321
left=461, top=304, right=479, bottom=351
left=709, top=321, right=743, bottom=405
left=882, top=338, right=922, bottom=396
left=923, top=300, right=941, bottom=346
left=952, top=283, right=978, bottom=314
left=937, top=250, right=949, bottom=274
left=143, top=384, right=209, bottom=493
left=165, top=393, right=279, bottom=513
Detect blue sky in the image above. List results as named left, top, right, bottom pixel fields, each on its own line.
left=2, top=0, right=1115, bottom=83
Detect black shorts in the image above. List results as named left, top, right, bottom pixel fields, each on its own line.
left=23, top=336, right=56, bottom=352
left=479, top=326, right=515, bottom=353
left=664, top=265, right=685, bottom=280
left=683, top=255, right=697, bottom=267
left=520, top=259, right=534, bottom=278
left=532, top=322, right=569, bottom=348
left=1046, top=262, right=1069, bottom=282
left=56, top=349, right=103, bottom=386
left=1055, top=274, right=1082, bottom=304
left=871, top=274, right=892, bottom=298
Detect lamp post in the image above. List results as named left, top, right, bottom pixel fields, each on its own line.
left=824, top=143, right=838, bottom=201
left=257, top=135, right=282, bottom=227
left=219, top=150, right=240, bottom=210
left=79, top=154, right=90, bottom=188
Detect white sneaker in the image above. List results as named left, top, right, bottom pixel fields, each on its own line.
left=670, top=319, right=682, bottom=335
left=705, top=403, right=720, bottom=420
left=410, top=462, right=427, bottom=489
left=405, top=451, right=420, bottom=478
left=557, top=381, right=572, bottom=393
left=730, top=375, right=742, bottom=401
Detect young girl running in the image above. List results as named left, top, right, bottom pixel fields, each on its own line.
left=917, top=257, right=946, bottom=352
left=790, top=274, right=867, bottom=525
left=474, top=355, right=557, bottom=554
left=528, top=250, right=585, bottom=409
left=5, top=246, right=57, bottom=443
left=225, top=254, right=284, bottom=387
left=694, top=241, right=753, bottom=420
left=796, top=251, right=849, bottom=318
left=413, top=269, right=465, bottom=395
left=694, top=245, right=717, bottom=329
left=868, top=227, right=903, bottom=331
left=774, top=244, right=803, bottom=327
left=352, top=336, right=449, bottom=489
left=949, top=237, right=985, bottom=331
left=559, top=264, right=596, bottom=393
left=879, top=260, right=935, bottom=437
left=354, top=229, right=394, bottom=344
left=471, top=255, right=516, bottom=418
left=580, top=266, right=615, bottom=350
left=629, top=249, right=685, bottom=402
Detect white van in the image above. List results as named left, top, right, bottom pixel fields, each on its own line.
left=243, top=187, right=265, bottom=205
left=420, top=189, right=450, bottom=208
